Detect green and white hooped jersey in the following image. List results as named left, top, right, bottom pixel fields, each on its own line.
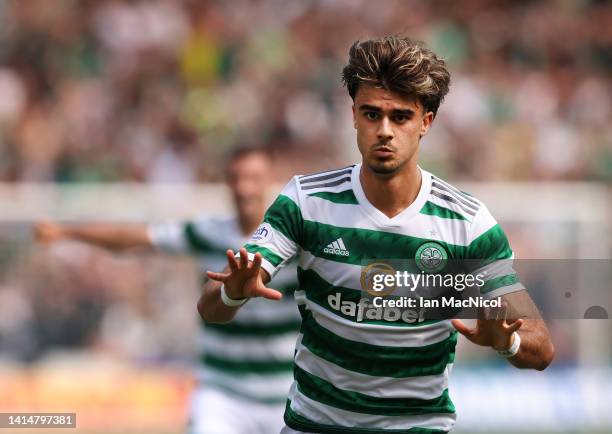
left=244, top=164, right=524, bottom=433
left=148, top=217, right=301, bottom=404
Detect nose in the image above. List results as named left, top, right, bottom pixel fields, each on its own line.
left=377, top=117, right=394, bottom=142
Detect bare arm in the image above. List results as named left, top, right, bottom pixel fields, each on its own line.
left=452, top=290, right=555, bottom=370
left=197, top=248, right=280, bottom=323
left=35, top=221, right=153, bottom=252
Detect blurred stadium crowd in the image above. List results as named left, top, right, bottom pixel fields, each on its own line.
left=0, top=0, right=610, bottom=368
left=0, top=0, right=610, bottom=184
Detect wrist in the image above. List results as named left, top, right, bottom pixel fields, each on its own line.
left=497, top=332, right=521, bottom=358
left=220, top=284, right=248, bottom=307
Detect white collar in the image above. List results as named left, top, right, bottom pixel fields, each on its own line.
left=351, top=163, right=431, bottom=227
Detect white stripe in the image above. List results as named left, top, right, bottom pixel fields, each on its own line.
left=148, top=222, right=190, bottom=253
left=468, top=203, right=498, bottom=241
left=432, top=176, right=480, bottom=207
left=294, top=337, right=450, bottom=400
left=484, top=283, right=525, bottom=299
left=287, top=382, right=456, bottom=431
left=239, top=251, right=278, bottom=279
left=198, top=368, right=293, bottom=399
left=198, top=328, right=297, bottom=361
left=431, top=185, right=478, bottom=213
left=242, top=225, right=297, bottom=277
left=299, top=251, right=438, bottom=295
left=299, top=250, right=362, bottom=290
left=258, top=226, right=299, bottom=261
left=337, top=238, right=347, bottom=250
left=332, top=240, right=341, bottom=249
left=305, top=182, right=355, bottom=194
left=427, top=193, right=475, bottom=225
left=307, top=301, right=454, bottom=347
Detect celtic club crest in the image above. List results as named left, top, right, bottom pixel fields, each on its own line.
left=415, top=242, right=448, bottom=273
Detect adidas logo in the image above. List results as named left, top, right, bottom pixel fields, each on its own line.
left=323, top=238, right=350, bottom=256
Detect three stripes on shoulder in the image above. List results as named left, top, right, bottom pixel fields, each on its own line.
left=298, top=166, right=354, bottom=191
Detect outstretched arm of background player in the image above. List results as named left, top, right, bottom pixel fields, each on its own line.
left=35, top=220, right=153, bottom=252
left=197, top=247, right=282, bottom=323
left=452, top=290, right=555, bottom=370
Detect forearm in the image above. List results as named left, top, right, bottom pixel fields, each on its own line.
left=506, top=320, right=555, bottom=370
left=197, top=278, right=242, bottom=323
left=63, top=224, right=153, bottom=252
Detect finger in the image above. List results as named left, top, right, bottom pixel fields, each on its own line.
left=239, top=247, right=249, bottom=269
left=476, top=305, right=487, bottom=321
left=226, top=250, right=239, bottom=272
left=206, top=270, right=228, bottom=282
left=451, top=319, right=476, bottom=337
left=494, top=301, right=508, bottom=322
left=256, top=287, right=283, bottom=301
left=505, top=318, right=524, bottom=334
left=251, top=252, right=262, bottom=271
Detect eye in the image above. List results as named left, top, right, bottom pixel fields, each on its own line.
left=393, top=114, right=408, bottom=123
left=364, top=112, right=379, bottom=121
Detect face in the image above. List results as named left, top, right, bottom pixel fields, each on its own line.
left=352, top=85, right=433, bottom=176
left=226, top=153, right=272, bottom=221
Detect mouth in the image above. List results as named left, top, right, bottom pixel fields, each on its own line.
left=371, top=147, right=395, bottom=158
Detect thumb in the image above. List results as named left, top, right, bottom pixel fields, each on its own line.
left=452, top=319, right=475, bottom=338
left=254, top=286, right=283, bottom=301
left=506, top=318, right=524, bottom=334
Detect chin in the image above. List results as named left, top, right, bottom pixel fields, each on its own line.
left=367, top=160, right=401, bottom=175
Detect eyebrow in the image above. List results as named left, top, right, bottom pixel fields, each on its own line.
left=358, top=104, right=415, bottom=116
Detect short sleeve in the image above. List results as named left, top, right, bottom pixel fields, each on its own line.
left=466, top=204, right=525, bottom=298
left=148, top=220, right=223, bottom=255
left=148, top=221, right=189, bottom=254
left=243, top=178, right=302, bottom=278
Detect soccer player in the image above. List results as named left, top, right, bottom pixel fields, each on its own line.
left=35, top=147, right=300, bottom=434
left=199, top=37, right=555, bottom=433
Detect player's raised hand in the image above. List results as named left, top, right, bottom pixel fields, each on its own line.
left=206, top=247, right=282, bottom=301
left=34, top=221, right=66, bottom=244
left=451, top=302, right=524, bottom=351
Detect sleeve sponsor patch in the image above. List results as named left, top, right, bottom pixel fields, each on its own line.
left=249, top=222, right=274, bottom=244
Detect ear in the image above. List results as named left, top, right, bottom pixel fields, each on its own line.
left=420, top=112, right=434, bottom=138
left=352, top=104, right=357, bottom=129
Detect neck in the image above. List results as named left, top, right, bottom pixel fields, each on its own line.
left=359, top=160, right=422, bottom=219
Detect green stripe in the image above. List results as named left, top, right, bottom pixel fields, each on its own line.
left=308, top=190, right=359, bottom=205
left=295, top=365, right=454, bottom=416
left=419, top=201, right=467, bottom=221
left=466, top=224, right=512, bottom=265
left=285, top=400, right=449, bottom=434
left=243, top=244, right=284, bottom=266
left=204, top=319, right=301, bottom=336
left=303, top=220, right=464, bottom=265
left=481, top=273, right=520, bottom=294
left=202, top=353, right=294, bottom=374
left=299, top=267, right=440, bottom=327
left=264, top=194, right=303, bottom=244
left=184, top=222, right=226, bottom=254
left=301, top=309, right=456, bottom=377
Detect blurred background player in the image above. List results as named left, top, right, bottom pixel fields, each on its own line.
left=35, top=147, right=300, bottom=434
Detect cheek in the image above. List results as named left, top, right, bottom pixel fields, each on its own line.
left=400, top=122, right=422, bottom=139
